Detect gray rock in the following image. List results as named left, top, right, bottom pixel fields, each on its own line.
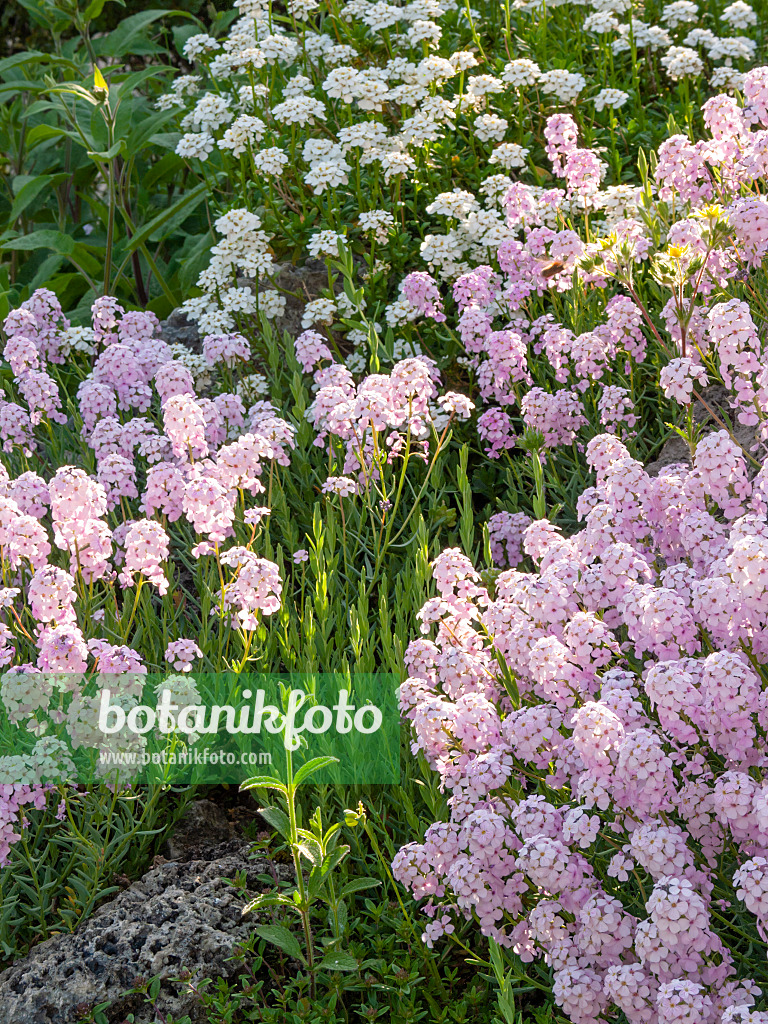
left=162, top=798, right=236, bottom=862
left=645, top=385, right=763, bottom=476
left=159, top=308, right=201, bottom=353
left=0, top=842, right=287, bottom=1024
left=240, top=258, right=333, bottom=341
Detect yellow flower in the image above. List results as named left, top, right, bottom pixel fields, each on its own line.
left=667, top=244, right=688, bottom=260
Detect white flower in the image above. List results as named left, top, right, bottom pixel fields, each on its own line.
left=183, top=34, right=219, bottom=59
left=287, top=0, right=319, bottom=18
left=304, top=159, right=350, bottom=194
left=684, top=28, right=719, bottom=48
left=176, top=132, right=215, bottom=160
left=661, top=1, right=699, bottom=28
left=308, top=230, right=346, bottom=258
left=259, top=34, right=300, bottom=64
left=302, top=298, right=337, bottom=329
left=258, top=291, right=287, bottom=320
left=660, top=45, right=705, bottom=80
left=272, top=96, right=326, bottom=125
left=283, top=74, right=313, bottom=97
left=191, top=92, right=232, bottom=131
left=217, top=115, right=266, bottom=156
left=707, top=36, right=757, bottom=62
left=710, top=65, right=746, bottom=92
left=539, top=69, right=586, bottom=103
left=473, top=114, right=509, bottom=142
left=593, top=88, right=629, bottom=111
left=489, top=143, right=529, bottom=169
left=501, top=59, right=541, bottom=86
left=583, top=11, right=618, bottom=32
left=324, top=66, right=361, bottom=102
left=253, top=147, right=289, bottom=176
left=304, top=138, right=346, bottom=163
left=380, top=150, right=417, bottom=182
left=221, top=287, right=258, bottom=314
left=407, top=19, right=442, bottom=45
left=721, top=0, right=756, bottom=28
left=467, top=74, right=504, bottom=97
left=359, top=210, right=395, bottom=242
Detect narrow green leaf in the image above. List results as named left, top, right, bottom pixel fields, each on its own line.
left=124, top=181, right=207, bottom=254
left=240, top=774, right=288, bottom=795
left=242, top=893, right=297, bottom=914
left=292, top=755, right=339, bottom=787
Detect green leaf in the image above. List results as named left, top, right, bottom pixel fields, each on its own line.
left=258, top=805, right=291, bottom=840
left=254, top=924, right=305, bottom=963
left=0, top=50, right=48, bottom=75
left=9, top=174, right=64, bottom=221
left=340, top=877, right=381, bottom=898
left=112, top=66, right=174, bottom=104
left=292, top=755, right=339, bottom=787
left=87, top=138, right=126, bottom=161
left=83, top=0, right=110, bottom=20
left=1, top=229, right=74, bottom=255
left=240, top=774, right=288, bottom=796
left=297, top=837, right=323, bottom=867
left=25, top=124, right=81, bottom=149
left=98, top=10, right=194, bottom=57
left=242, top=893, right=298, bottom=915
left=124, top=181, right=207, bottom=253
left=120, top=109, right=176, bottom=156
left=319, top=950, right=358, bottom=972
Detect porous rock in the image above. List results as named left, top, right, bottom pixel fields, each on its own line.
left=0, top=806, right=284, bottom=1024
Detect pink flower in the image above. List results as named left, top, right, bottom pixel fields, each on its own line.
left=165, top=638, right=203, bottom=672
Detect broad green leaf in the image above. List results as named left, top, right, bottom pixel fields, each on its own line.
left=112, top=66, right=174, bottom=104
left=340, top=877, right=381, bottom=898
left=83, top=0, right=111, bottom=20
left=319, top=950, right=358, bottom=972
left=0, top=51, right=48, bottom=75
left=292, top=755, right=339, bottom=787
left=98, top=10, right=189, bottom=57
left=257, top=805, right=291, bottom=840
left=25, top=124, right=81, bottom=149
left=9, top=174, right=68, bottom=221
left=254, top=924, right=305, bottom=963
left=1, top=229, right=75, bottom=255
left=120, top=109, right=176, bottom=156
left=297, top=836, right=323, bottom=866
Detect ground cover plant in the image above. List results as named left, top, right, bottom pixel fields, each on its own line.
left=2, top=0, right=768, bottom=1020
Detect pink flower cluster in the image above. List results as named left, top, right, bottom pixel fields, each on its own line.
left=395, top=429, right=768, bottom=1023
left=0, top=291, right=291, bottom=856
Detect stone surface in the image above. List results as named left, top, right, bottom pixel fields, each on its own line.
left=159, top=307, right=201, bottom=353
left=162, top=798, right=237, bottom=862
left=645, top=385, right=761, bottom=476
left=244, top=257, right=334, bottom=340
left=0, top=801, right=287, bottom=1024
